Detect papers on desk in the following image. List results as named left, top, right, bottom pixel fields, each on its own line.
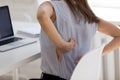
left=17, top=27, right=41, bottom=37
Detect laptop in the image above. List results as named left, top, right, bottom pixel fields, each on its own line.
left=0, top=6, right=36, bottom=52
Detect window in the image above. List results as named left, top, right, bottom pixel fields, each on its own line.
left=89, top=0, right=120, bottom=8
left=88, top=0, right=120, bottom=24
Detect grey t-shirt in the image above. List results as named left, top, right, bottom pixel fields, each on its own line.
left=40, top=0, right=98, bottom=79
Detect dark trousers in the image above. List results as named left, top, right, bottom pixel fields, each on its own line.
left=29, top=73, right=67, bottom=80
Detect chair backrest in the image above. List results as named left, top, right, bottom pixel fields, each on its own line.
left=70, top=45, right=105, bottom=80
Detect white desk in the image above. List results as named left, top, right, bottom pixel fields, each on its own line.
left=0, top=21, right=41, bottom=80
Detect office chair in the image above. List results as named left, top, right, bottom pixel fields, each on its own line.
left=70, top=45, right=105, bottom=80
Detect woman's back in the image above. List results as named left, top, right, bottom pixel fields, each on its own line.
left=40, top=0, right=98, bottom=79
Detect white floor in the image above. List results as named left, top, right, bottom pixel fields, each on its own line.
left=0, top=59, right=42, bottom=80
left=19, top=58, right=42, bottom=79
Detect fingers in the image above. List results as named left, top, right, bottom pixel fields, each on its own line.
left=75, top=60, right=79, bottom=65
left=56, top=48, right=62, bottom=61
left=56, top=38, right=76, bottom=61
left=69, top=38, right=76, bottom=43
left=64, top=38, right=76, bottom=52
left=69, top=38, right=76, bottom=48
left=75, top=54, right=82, bottom=64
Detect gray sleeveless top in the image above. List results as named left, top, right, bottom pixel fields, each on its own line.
left=40, top=0, right=98, bottom=79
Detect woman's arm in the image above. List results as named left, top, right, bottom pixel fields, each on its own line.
left=37, top=2, right=65, bottom=47
left=98, top=18, right=120, bottom=56
left=37, top=2, right=76, bottom=60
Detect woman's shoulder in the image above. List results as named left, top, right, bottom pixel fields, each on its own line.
left=37, top=1, right=54, bottom=18
left=39, top=0, right=62, bottom=9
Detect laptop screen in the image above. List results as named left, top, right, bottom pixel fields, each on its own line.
left=0, top=6, right=14, bottom=39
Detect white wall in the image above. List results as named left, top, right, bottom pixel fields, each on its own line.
left=0, top=0, right=40, bottom=22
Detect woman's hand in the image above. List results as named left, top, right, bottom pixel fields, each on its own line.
left=56, top=38, right=76, bottom=61
left=74, top=54, right=83, bottom=65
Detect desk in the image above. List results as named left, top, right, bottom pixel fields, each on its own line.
left=0, top=21, right=41, bottom=80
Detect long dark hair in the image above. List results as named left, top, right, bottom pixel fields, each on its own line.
left=64, top=0, right=99, bottom=23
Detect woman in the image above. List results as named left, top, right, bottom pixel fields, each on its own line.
left=32, top=0, right=120, bottom=80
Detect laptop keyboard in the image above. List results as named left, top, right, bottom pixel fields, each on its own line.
left=0, top=37, right=22, bottom=46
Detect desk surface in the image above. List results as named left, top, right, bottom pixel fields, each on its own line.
left=0, top=21, right=41, bottom=76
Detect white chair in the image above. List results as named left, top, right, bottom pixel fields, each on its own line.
left=70, top=45, right=105, bottom=80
